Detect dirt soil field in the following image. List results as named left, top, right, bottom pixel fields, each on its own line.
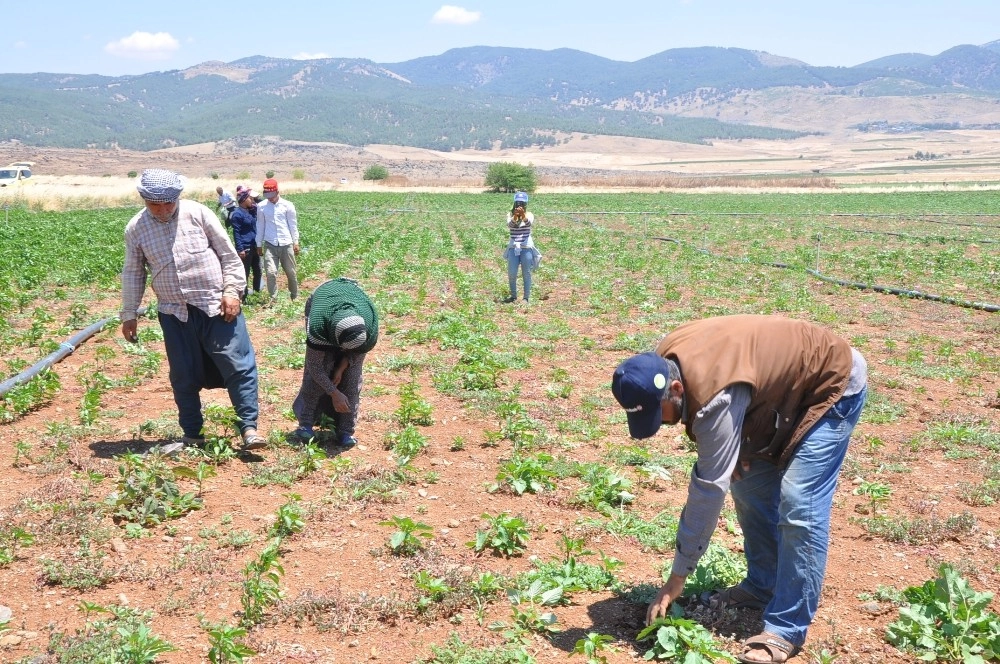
left=0, top=138, right=998, bottom=664
left=1, top=279, right=997, bottom=664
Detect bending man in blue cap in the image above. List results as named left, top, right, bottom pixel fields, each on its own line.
left=611, top=315, right=867, bottom=664
left=121, top=169, right=266, bottom=453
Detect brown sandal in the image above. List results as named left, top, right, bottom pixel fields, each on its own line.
left=738, top=632, right=800, bottom=663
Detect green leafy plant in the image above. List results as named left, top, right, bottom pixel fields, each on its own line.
left=107, top=451, right=203, bottom=527
left=203, top=620, right=257, bottom=663
left=239, top=539, right=284, bottom=627
left=270, top=493, right=306, bottom=538
left=854, top=480, right=893, bottom=514
left=0, top=525, right=34, bottom=566
left=489, top=579, right=562, bottom=642
left=682, top=542, right=748, bottom=596
left=385, top=425, right=430, bottom=466
left=49, top=603, right=176, bottom=663
left=396, top=380, right=434, bottom=425
left=493, top=452, right=557, bottom=495
left=414, top=570, right=453, bottom=613
left=637, top=611, right=738, bottom=663
left=575, top=463, right=635, bottom=514
left=380, top=515, right=433, bottom=555
left=572, top=632, right=616, bottom=664
left=468, top=512, right=529, bottom=557
left=885, top=563, right=1000, bottom=663
left=172, top=461, right=217, bottom=496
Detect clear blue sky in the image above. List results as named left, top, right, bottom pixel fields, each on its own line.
left=8, top=1, right=999, bottom=76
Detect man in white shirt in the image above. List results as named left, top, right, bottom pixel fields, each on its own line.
left=255, top=178, right=300, bottom=301
left=216, top=186, right=237, bottom=226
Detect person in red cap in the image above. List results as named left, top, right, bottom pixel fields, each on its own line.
left=255, top=178, right=300, bottom=301
left=612, top=315, right=867, bottom=664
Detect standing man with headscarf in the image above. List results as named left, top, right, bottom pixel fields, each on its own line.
left=121, top=169, right=267, bottom=452
left=255, top=178, right=300, bottom=302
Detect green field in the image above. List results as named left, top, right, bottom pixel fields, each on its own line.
left=0, top=191, right=998, bottom=663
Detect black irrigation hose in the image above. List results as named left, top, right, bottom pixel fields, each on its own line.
left=815, top=224, right=998, bottom=245
left=652, top=237, right=1000, bottom=313
left=0, top=307, right=148, bottom=398
left=547, top=210, right=1000, bottom=230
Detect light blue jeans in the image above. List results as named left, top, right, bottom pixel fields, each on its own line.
left=729, top=387, right=867, bottom=646
left=159, top=305, right=260, bottom=439
left=506, top=247, right=534, bottom=300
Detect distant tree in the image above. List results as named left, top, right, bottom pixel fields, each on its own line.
left=363, top=164, right=389, bottom=181
left=484, top=162, right=537, bottom=193
left=265, top=170, right=275, bottom=178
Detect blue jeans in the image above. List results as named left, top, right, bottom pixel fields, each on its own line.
left=159, top=305, right=260, bottom=438
left=506, top=247, right=534, bottom=300
left=729, top=387, right=867, bottom=646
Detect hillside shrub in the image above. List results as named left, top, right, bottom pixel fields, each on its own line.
left=484, top=162, right=536, bottom=193
left=363, top=164, right=389, bottom=181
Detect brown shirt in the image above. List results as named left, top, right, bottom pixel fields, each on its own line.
left=657, top=315, right=852, bottom=465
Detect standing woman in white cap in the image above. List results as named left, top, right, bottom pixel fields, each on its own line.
left=502, top=191, right=540, bottom=305
left=292, top=278, right=379, bottom=447
left=120, top=169, right=266, bottom=452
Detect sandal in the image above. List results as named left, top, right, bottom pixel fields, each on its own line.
left=738, top=632, right=800, bottom=664
left=240, top=429, right=268, bottom=451
left=701, top=584, right=767, bottom=611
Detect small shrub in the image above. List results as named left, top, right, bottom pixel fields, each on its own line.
left=127, top=170, right=138, bottom=178
left=291, top=168, right=306, bottom=180
left=210, top=172, right=220, bottom=180
left=484, top=161, right=536, bottom=193
left=364, top=164, right=389, bottom=181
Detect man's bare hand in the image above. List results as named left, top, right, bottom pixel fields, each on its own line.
left=121, top=319, right=139, bottom=343
left=221, top=296, right=241, bottom=322
left=293, top=244, right=300, bottom=256
left=257, top=247, right=263, bottom=256
left=646, top=573, right=686, bottom=625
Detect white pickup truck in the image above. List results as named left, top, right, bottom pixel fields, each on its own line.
left=0, top=162, right=35, bottom=187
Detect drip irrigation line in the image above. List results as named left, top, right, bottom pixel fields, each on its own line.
left=0, top=307, right=148, bottom=398
left=816, top=225, right=998, bottom=245
left=652, top=237, right=999, bottom=313
left=546, top=209, right=1000, bottom=230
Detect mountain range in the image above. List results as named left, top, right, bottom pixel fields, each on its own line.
left=2, top=40, right=999, bottom=152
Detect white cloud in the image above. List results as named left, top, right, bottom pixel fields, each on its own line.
left=292, top=52, right=332, bottom=60
left=431, top=5, right=481, bottom=25
left=14, top=41, right=27, bottom=49
left=104, top=31, right=180, bottom=60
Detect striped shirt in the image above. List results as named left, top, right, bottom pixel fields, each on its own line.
left=256, top=197, right=299, bottom=247
left=121, top=200, right=246, bottom=323
left=507, top=211, right=534, bottom=246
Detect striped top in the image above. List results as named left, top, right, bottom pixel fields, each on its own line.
left=121, top=200, right=245, bottom=322
left=506, top=211, right=535, bottom=246
left=306, top=278, right=379, bottom=354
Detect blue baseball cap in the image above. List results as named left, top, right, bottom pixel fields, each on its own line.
left=513, top=191, right=529, bottom=204
left=611, top=352, right=671, bottom=439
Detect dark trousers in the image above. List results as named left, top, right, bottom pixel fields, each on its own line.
left=240, top=250, right=262, bottom=299
left=158, top=305, right=259, bottom=439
